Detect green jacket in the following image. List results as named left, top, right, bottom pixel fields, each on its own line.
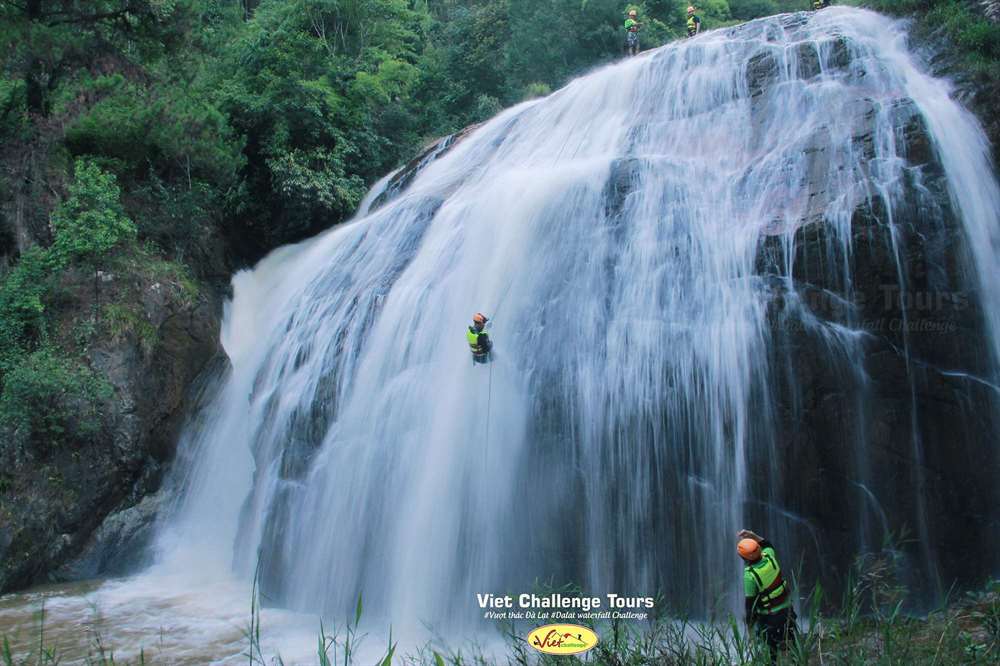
left=743, top=541, right=792, bottom=616
left=624, top=18, right=640, bottom=32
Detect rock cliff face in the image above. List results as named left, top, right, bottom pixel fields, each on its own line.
left=755, top=119, right=1000, bottom=598
left=0, top=263, right=223, bottom=592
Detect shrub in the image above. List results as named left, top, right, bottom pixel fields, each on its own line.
left=49, top=159, right=137, bottom=270
left=522, top=82, right=552, bottom=100
left=0, top=348, right=112, bottom=451
left=0, top=247, right=53, bottom=369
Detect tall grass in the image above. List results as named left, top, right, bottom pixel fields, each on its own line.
left=2, top=559, right=997, bottom=664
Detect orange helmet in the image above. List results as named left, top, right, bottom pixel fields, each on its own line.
left=738, top=538, right=761, bottom=561
left=473, top=312, right=488, bottom=326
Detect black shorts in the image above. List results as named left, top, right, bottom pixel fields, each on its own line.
left=755, top=607, right=797, bottom=650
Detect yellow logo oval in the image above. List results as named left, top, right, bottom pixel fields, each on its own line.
left=527, top=624, right=599, bottom=655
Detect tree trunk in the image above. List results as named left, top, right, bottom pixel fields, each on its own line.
left=25, top=0, right=46, bottom=116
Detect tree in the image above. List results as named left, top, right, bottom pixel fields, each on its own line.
left=50, top=159, right=136, bottom=268
left=729, top=0, right=778, bottom=20
left=0, top=0, right=192, bottom=116
left=49, top=158, right=137, bottom=315
left=216, top=0, right=429, bottom=257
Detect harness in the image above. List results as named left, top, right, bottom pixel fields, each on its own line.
left=467, top=326, right=490, bottom=356
left=687, top=15, right=699, bottom=35
left=748, top=551, right=790, bottom=614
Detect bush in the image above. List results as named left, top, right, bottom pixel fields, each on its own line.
left=472, top=93, right=502, bottom=121
left=847, top=0, right=1000, bottom=73
left=49, top=159, right=137, bottom=270
left=522, top=82, right=552, bottom=100
left=0, top=247, right=53, bottom=369
left=0, top=348, right=112, bottom=450
left=730, top=0, right=779, bottom=20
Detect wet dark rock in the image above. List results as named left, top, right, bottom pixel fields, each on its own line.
left=822, top=35, right=851, bottom=72
left=603, top=158, right=644, bottom=221
left=53, top=490, right=168, bottom=580
left=754, top=106, right=1000, bottom=604
left=369, top=123, right=482, bottom=213
left=796, top=42, right=822, bottom=80
left=746, top=50, right=781, bottom=98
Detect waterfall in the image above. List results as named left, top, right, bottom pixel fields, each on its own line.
left=157, top=6, right=1000, bottom=632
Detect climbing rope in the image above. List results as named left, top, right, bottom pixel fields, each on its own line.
left=484, top=360, right=494, bottom=472
left=481, top=278, right=513, bottom=471
left=483, top=280, right=514, bottom=470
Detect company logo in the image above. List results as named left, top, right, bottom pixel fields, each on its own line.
left=527, top=624, right=599, bottom=655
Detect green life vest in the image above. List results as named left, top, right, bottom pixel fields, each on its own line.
left=813, top=0, right=825, bottom=8
left=625, top=18, right=639, bottom=32
left=745, top=547, right=791, bottom=615
left=687, top=15, right=699, bottom=33
left=467, top=327, right=488, bottom=355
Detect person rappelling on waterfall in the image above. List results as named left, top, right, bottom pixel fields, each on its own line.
left=624, top=8, right=642, bottom=57
left=738, top=529, right=798, bottom=665
left=467, top=312, right=493, bottom=364
left=686, top=6, right=702, bottom=37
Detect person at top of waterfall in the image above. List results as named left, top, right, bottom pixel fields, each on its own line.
left=812, top=0, right=831, bottom=9
left=624, top=9, right=642, bottom=57
left=467, top=312, right=493, bottom=364
left=738, top=529, right=798, bottom=665
left=686, top=6, right=702, bottom=37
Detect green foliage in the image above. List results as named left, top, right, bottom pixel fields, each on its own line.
left=214, top=0, right=429, bottom=254
left=689, top=0, right=733, bottom=22
left=0, top=1, right=199, bottom=116
left=0, top=159, right=139, bottom=450
left=0, top=248, right=52, bottom=368
left=50, top=160, right=137, bottom=270
left=522, top=82, right=553, bottom=100
left=730, top=0, right=779, bottom=19
left=0, top=348, right=111, bottom=448
left=64, top=76, right=243, bottom=188
left=505, top=0, right=632, bottom=93
left=103, top=303, right=158, bottom=352
left=0, top=75, right=25, bottom=138
left=843, top=1, right=1000, bottom=74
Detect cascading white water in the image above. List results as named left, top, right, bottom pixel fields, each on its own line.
left=141, top=5, right=1000, bottom=647
left=158, top=9, right=1000, bottom=624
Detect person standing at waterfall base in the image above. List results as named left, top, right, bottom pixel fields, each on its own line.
left=467, top=312, right=493, bottom=364
left=624, top=9, right=642, bottom=57
left=738, top=529, right=797, bottom=665
left=687, top=6, right=702, bottom=37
